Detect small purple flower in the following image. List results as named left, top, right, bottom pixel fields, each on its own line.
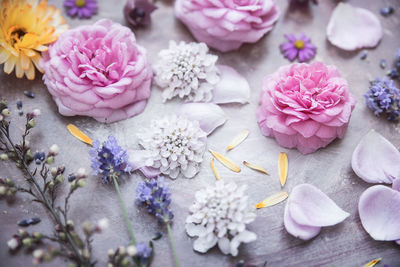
left=280, top=33, right=316, bottom=63
left=364, top=78, right=400, bottom=121
left=89, top=136, right=131, bottom=184
left=64, top=0, right=98, bottom=19
left=136, top=176, right=174, bottom=224
left=134, top=242, right=152, bottom=266
left=395, top=48, right=400, bottom=68
left=124, top=0, right=157, bottom=27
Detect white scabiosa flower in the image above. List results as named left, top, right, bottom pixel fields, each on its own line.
left=137, top=115, right=207, bottom=179
left=154, top=41, right=220, bottom=102
left=185, top=181, right=257, bottom=256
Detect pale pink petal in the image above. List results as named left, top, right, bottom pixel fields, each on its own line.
left=393, top=179, right=400, bottom=192
left=351, top=130, right=400, bottom=184
left=359, top=185, right=400, bottom=241
left=289, top=184, right=350, bottom=227
left=127, top=149, right=147, bottom=171
left=212, top=65, right=250, bottom=104
left=179, top=103, right=227, bottom=135
left=139, top=166, right=161, bottom=178
left=284, top=203, right=321, bottom=240
left=326, top=3, right=383, bottom=51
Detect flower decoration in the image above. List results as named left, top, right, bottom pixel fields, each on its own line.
left=0, top=0, right=68, bottom=80
left=175, top=0, right=279, bottom=52
left=90, top=136, right=131, bottom=184
left=284, top=184, right=349, bottom=240
left=124, top=0, right=157, bottom=27
left=256, top=62, right=356, bottom=154
left=40, top=19, right=153, bottom=123
left=280, top=34, right=316, bottom=63
left=352, top=130, right=400, bottom=244
left=136, top=176, right=174, bottom=224
left=185, top=180, right=257, bottom=256
left=64, top=0, right=98, bottom=19
left=154, top=41, right=250, bottom=104
left=364, top=78, right=400, bottom=121
left=136, top=115, right=207, bottom=179
left=326, top=3, right=383, bottom=51
left=134, top=242, right=153, bottom=266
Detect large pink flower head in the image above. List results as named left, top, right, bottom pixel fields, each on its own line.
left=175, top=0, right=279, bottom=52
left=256, top=62, right=356, bottom=154
left=40, top=19, right=153, bottom=123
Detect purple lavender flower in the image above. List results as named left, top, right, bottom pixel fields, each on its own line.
left=136, top=176, right=174, bottom=224
left=280, top=33, right=316, bottom=63
left=395, top=48, right=400, bottom=69
left=134, top=242, right=152, bottom=266
left=64, top=0, right=98, bottom=19
left=124, top=0, right=157, bottom=27
left=364, top=78, right=400, bottom=121
left=89, top=136, right=131, bottom=184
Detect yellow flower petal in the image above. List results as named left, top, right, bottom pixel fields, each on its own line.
left=210, top=158, right=221, bottom=180
left=226, top=129, right=249, bottom=151
left=243, top=161, right=270, bottom=175
left=362, top=258, right=381, bottom=267
left=278, top=152, right=288, bottom=187
left=4, top=55, right=16, bottom=74
left=67, top=124, right=93, bottom=146
left=209, top=149, right=241, bottom=173
left=255, top=191, right=288, bottom=209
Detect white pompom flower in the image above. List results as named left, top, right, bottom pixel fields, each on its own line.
left=137, top=115, right=207, bottom=179
left=185, top=181, right=257, bottom=256
left=154, top=40, right=220, bottom=102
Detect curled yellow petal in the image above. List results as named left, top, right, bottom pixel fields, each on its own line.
left=278, top=152, right=288, bottom=187
left=243, top=161, right=270, bottom=175
left=210, top=158, right=221, bottom=180
left=226, top=129, right=249, bottom=151
left=362, top=258, right=381, bottom=267
left=255, top=191, right=288, bottom=209
left=209, top=149, right=241, bottom=173
left=67, top=124, right=92, bottom=146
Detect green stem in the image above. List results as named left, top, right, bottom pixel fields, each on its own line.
left=167, top=223, right=180, bottom=267
left=112, top=175, right=136, bottom=245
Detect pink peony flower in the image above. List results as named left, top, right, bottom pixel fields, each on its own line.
left=256, top=62, right=356, bottom=154
left=175, top=0, right=279, bottom=52
left=40, top=19, right=153, bottom=123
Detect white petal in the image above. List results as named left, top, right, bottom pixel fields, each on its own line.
left=179, top=103, right=227, bottom=135
left=212, top=65, right=250, bottom=104
left=193, top=235, right=218, bottom=253
left=186, top=223, right=206, bottom=237
left=326, top=3, right=383, bottom=51
left=284, top=202, right=321, bottom=240
left=217, top=237, right=231, bottom=255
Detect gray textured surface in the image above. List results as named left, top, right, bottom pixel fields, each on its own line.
left=1, top=0, right=400, bottom=266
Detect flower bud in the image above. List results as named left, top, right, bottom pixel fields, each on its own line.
left=0, top=153, right=8, bottom=160
left=77, top=168, right=87, bottom=179
left=32, top=109, right=41, bottom=117
left=118, top=246, right=126, bottom=255
left=0, top=114, right=3, bottom=121
left=33, top=249, right=44, bottom=259
left=96, top=218, right=109, bottom=232
left=5, top=178, right=13, bottom=186
left=48, top=181, right=54, bottom=190
left=7, top=238, right=19, bottom=250
left=0, top=186, right=6, bottom=195
left=58, top=232, right=66, bottom=240
left=18, top=229, right=27, bottom=236
left=126, top=245, right=137, bottom=256
left=49, top=144, right=60, bottom=156
left=2, top=108, right=10, bottom=116
left=33, top=232, right=43, bottom=239
left=66, top=220, right=74, bottom=230
left=77, top=179, right=86, bottom=188
left=51, top=167, right=58, bottom=177
left=121, top=258, right=130, bottom=267
left=107, top=249, right=115, bottom=258
left=82, top=221, right=92, bottom=235
left=55, top=175, right=64, bottom=184
left=46, top=156, right=54, bottom=165
left=22, top=238, right=33, bottom=247
left=27, top=119, right=36, bottom=129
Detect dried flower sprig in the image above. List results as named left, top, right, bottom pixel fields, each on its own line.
left=0, top=99, right=95, bottom=266
left=136, top=177, right=180, bottom=267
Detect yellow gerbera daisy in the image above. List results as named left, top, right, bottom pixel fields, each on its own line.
left=0, top=0, right=68, bottom=80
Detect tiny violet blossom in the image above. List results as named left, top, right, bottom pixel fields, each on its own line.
left=134, top=242, right=153, bottom=266
left=124, top=0, right=157, bottom=27
left=89, top=136, right=131, bottom=184
left=64, top=0, right=98, bottom=19
left=364, top=78, right=400, bottom=121
left=280, top=33, right=316, bottom=62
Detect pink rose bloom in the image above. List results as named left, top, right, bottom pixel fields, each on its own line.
left=40, top=19, right=153, bottom=123
left=175, top=0, right=279, bottom=52
left=256, top=62, right=356, bottom=154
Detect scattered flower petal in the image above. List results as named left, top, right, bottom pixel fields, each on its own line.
left=212, top=65, right=250, bottom=104
left=284, top=203, right=321, bottom=240
left=209, top=150, right=241, bottom=173
left=243, top=161, right=269, bottom=175
left=255, top=191, right=288, bottom=209
left=351, top=130, right=400, bottom=184
left=278, top=152, right=288, bottom=187
left=210, top=158, right=221, bottom=180
left=326, top=3, right=383, bottom=51
left=227, top=130, right=250, bottom=151
left=362, top=258, right=381, bottom=267
left=359, top=185, right=400, bottom=241
left=67, top=124, right=93, bottom=146
left=179, top=103, right=227, bottom=135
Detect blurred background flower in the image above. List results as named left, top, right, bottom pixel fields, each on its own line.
left=64, top=0, right=98, bottom=19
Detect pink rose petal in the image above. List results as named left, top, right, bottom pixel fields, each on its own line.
left=284, top=203, right=321, bottom=240
left=288, top=184, right=349, bottom=227
left=351, top=130, right=400, bottom=184
left=179, top=103, right=227, bottom=135
left=326, top=3, right=383, bottom=51
left=359, top=185, right=400, bottom=241
left=127, top=149, right=161, bottom=178
left=212, top=65, right=250, bottom=104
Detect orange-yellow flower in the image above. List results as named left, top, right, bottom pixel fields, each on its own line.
left=0, top=0, right=68, bottom=80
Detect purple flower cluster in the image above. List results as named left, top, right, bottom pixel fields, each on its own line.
left=134, top=242, right=152, bottom=266
left=64, top=0, right=98, bottom=19
left=136, top=176, right=174, bottom=224
left=89, top=136, right=131, bottom=183
left=364, top=78, right=400, bottom=121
